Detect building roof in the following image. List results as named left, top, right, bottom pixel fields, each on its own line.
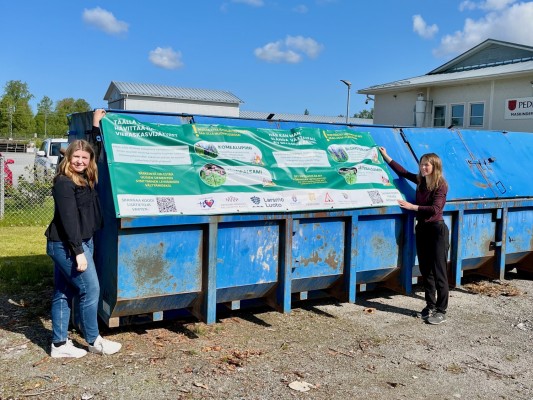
left=104, top=81, right=244, bottom=104
left=429, top=39, right=533, bottom=74
left=358, top=39, right=533, bottom=94
left=239, top=110, right=373, bottom=125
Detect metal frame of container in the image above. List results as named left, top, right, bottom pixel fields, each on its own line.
left=68, top=110, right=533, bottom=327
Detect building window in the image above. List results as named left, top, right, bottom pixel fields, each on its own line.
left=451, top=104, right=464, bottom=127
left=433, top=105, right=446, bottom=127
left=469, top=103, right=484, bottom=127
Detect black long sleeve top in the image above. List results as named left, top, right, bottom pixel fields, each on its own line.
left=388, top=160, right=448, bottom=224
left=45, top=174, right=103, bottom=255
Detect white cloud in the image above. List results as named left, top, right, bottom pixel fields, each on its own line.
left=285, top=36, right=323, bottom=58
left=413, top=15, right=439, bottom=39
left=82, top=7, right=128, bottom=35
left=148, top=47, right=184, bottom=69
left=434, top=2, right=533, bottom=56
left=231, top=0, right=264, bottom=6
left=460, top=0, right=517, bottom=11
left=293, top=5, right=309, bottom=13
left=254, top=35, right=324, bottom=63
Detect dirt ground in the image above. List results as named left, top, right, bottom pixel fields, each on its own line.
left=1, top=271, right=532, bottom=400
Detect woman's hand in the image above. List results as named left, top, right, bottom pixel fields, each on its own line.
left=93, top=109, right=106, bottom=127
left=378, top=147, right=392, bottom=163
left=76, top=253, right=88, bottom=272
left=398, top=199, right=418, bottom=211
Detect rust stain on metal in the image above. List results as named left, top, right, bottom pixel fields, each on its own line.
left=324, top=250, right=339, bottom=270
left=131, top=244, right=173, bottom=290
left=300, top=251, right=322, bottom=267
left=474, top=181, right=488, bottom=188
left=371, top=234, right=395, bottom=259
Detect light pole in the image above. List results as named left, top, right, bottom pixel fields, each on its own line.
left=340, top=80, right=351, bottom=124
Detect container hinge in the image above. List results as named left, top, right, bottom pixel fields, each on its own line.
left=495, top=181, right=506, bottom=194
left=490, top=241, right=502, bottom=249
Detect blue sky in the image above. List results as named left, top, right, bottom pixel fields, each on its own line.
left=1, top=0, right=533, bottom=117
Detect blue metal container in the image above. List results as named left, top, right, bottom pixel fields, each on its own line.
left=68, top=111, right=533, bottom=327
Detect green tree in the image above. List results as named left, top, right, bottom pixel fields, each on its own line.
left=34, top=96, right=54, bottom=137
left=48, top=98, right=91, bottom=137
left=353, top=108, right=374, bottom=119
left=0, top=80, right=35, bottom=138
left=304, top=108, right=310, bottom=115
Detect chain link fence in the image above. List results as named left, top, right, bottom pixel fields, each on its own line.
left=1, top=155, right=54, bottom=227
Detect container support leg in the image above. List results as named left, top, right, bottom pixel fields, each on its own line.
left=450, top=210, right=463, bottom=287
left=494, top=207, right=507, bottom=280
left=346, top=215, right=357, bottom=303
left=192, top=222, right=218, bottom=324
left=277, top=217, right=293, bottom=313
left=400, top=215, right=415, bottom=294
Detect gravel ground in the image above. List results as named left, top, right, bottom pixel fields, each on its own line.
left=1, top=272, right=533, bottom=400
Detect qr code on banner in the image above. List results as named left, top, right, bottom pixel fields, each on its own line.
left=156, top=197, right=177, bottom=213
left=368, top=190, right=384, bottom=205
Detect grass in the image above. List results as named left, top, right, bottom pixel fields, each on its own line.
left=0, top=197, right=54, bottom=227
left=0, top=226, right=53, bottom=292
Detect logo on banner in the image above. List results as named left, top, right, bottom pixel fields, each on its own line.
left=324, top=193, right=334, bottom=203
left=200, top=198, right=215, bottom=208
left=250, top=196, right=261, bottom=205
left=508, top=100, right=517, bottom=111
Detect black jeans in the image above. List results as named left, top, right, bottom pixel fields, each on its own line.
left=415, top=221, right=450, bottom=314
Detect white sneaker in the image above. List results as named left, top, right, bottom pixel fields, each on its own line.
left=88, top=335, right=122, bottom=355
left=51, top=339, right=87, bottom=358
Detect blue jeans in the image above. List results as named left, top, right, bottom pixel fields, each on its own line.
left=47, top=239, right=100, bottom=344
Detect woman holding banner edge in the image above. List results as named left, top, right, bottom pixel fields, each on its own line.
left=378, top=147, right=450, bottom=325
left=46, top=109, right=122, bottom=357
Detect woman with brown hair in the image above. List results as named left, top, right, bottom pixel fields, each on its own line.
left=379, top=147, right=450, bottom=325
left=46, top=109, right=122, bottom=357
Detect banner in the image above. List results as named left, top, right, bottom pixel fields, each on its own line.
left=100, top=114, right=403, bottom=217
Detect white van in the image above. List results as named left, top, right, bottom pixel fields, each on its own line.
left=34, top=138, right=69, bottom=176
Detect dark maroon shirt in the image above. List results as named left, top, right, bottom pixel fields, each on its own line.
left=388, top=160, right=448, bottom=223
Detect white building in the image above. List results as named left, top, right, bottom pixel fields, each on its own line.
left=104, top=81, right=244, bottom=117
left=358, top=39, right=533, bottom=132
left=104, top=81, right=373, bottom=125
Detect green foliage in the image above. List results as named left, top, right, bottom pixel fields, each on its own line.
left=0, top=80, right=35, bottom=137
left=50, top=97, right=92, bottom=137
left=353, top=108, right=374, bottom=119
left=0, top=80, right=92, bottom=139
left=34, top=96, right=54, bottom=136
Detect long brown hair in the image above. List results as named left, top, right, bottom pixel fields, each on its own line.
left=56, top=140, right=98, bottom=188
left=417, top=153, right=445, bottom=191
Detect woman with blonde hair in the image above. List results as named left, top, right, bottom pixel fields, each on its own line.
left=379, top=147, right=450, bottom=325
left=45, top=109, right=121, bottom=357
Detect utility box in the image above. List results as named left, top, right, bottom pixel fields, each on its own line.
left=68, top=110, right=533, bottom=327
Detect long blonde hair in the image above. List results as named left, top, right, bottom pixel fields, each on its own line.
left=56, top=140, right=98, bottom=188
left=417, top=153, right=445, bottom=191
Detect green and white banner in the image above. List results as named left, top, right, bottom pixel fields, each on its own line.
left=100, top=114, right=402, bottom=217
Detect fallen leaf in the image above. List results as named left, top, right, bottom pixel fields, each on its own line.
left=194, top=382, right=209, bottom=389
left=363, top=308, right=376, bottom=314
left=288, top=381, right=315, bottom=392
